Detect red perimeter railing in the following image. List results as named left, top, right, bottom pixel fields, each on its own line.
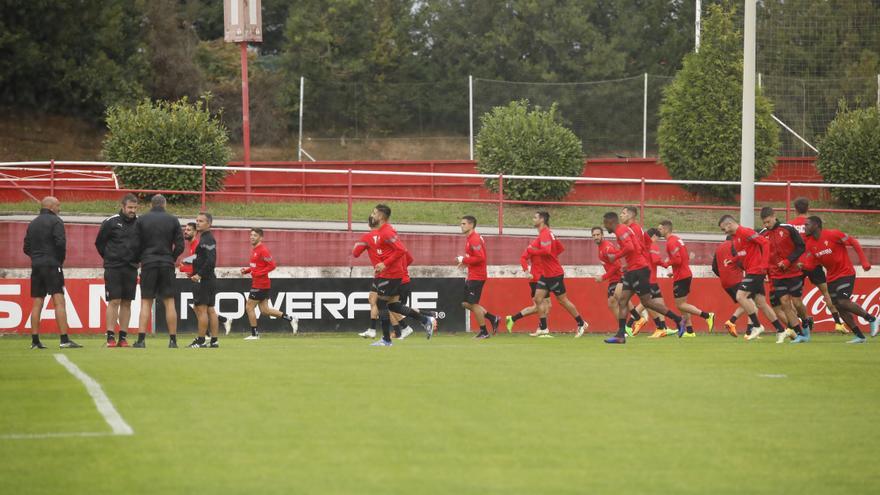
left=1, top=160, right=878, bottom=236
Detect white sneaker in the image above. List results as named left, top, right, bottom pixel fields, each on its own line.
left=358, top=328, right=377, bottom=339
left=746, top=326, right=764, bottom=341
left=575, top=323, right=588, bottom=338
left=244, top=334, right=260, bottom=340
left=397, top=326, right=413, bottom=340
left=530, top=328, right=550, bottom=337
left=289, top=317, right=298, bottom=335
left=224, top=318, right=232, bottom=336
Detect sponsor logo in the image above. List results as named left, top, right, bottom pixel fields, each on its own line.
left=802, top=286, right=880, bottom=325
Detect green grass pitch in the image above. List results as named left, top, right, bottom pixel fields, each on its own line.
left=1, top=333, right=877, bottom=495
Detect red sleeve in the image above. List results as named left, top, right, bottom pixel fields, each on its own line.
left=252, top=250, right=276, bottom=277
left=666, top=238, right=684, bottom=268
left=520, top=247, right=530, bottom=272
left=838, top=231, right=871, bottom=269
left=532, top=229, right=553, bottom=255
left=462, top=240, right=486, bottom=265
left=381, top=231, right=406, bottom=266
left=352, top=233, right=369, bottom=258
left=754, top=233, right=771, bottom=269
left=615, top=229, right=634, bottom=259
left=555, top=238, right=565, bottom=255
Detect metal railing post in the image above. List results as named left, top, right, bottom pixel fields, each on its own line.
left=201, top=163, right=207, bottom=211
left=49, top=159, right=55, bottom=198
left=430, top=162, right=435, bottom=198
left=301, top=162, right=306, bottom=195
left=497, top=174, right=504, bottom=235
left=640, top=177, right=646, bottom=224
left=785, top=181, right=791, bottom=221
left=347, top=169, right=353, bottom=232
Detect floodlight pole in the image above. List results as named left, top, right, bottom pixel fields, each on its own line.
left=469, top=75, right=474, bottom=160
left=298, top=77, right=304, bottom=162
left=740, top=0, right=756, bottom=228
left=240, top=41, right=251, bottom=195
left=695, top=0, right=701, bottom=52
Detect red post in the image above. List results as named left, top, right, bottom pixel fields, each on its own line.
left=785, top=181, right=791, bottom=221
left=301, top=162, right=306, bottom=195
left=498, top=174, right=504, bottom=235
left=429, top=162, right=435, bottom=198
left=201, top=163, right=207, bottom=211
left=639, top=177, right=646, bottom=224
left=49, top=159, right=55, bottom=198
left=240, top=42, right=251, bottom=198
left=347, top=169, right=353, bottom=232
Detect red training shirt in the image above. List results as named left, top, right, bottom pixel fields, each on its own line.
left=732, top=225, right=770, bottom=275
left=179, top=237, right=198, bottom=275
left=760, top=221, right=805, bottom=280
left=374, top=223, right=407, bottom=279
left=712, top=240, right=743, bottom=289
left=597, top=240, right=622, bottom=283
left=243, top=243, right=276, bottom=289
left=528, top=227, right=565, bottom=278
left=661, top=234, right=693, bottom=281
left=462, top=230, right=488, bottom=281
left=612, top=224, right=649, bottom=271
left=804, top=229, right=871, bottom=283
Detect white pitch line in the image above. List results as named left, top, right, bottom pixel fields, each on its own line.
left=0, top=431, right=117, bottom=440
left=53, top=354, right=134, bottom=436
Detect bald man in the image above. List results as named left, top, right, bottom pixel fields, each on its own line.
left=23, top=197, right=81, bottom=349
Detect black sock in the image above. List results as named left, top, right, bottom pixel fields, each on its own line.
left=539, top=317, right=547, bottom=330
left=617, top=318, right=627, bottom=337
left=512, top=312, right=524, bottom=322
left=196, top=336, right=205, bottom=344
left=119, top=330, right=127, bottom=340
left=479, top=325, right=488, bottom=335
left=251, top=326, right=258, bottom=336
left=851, top=325, right=866, bottom=338
left=392, top=324, right=401, bottom=337
left=630, top=309, right=641, bottom=320
left=867, top=315, right=877, bottom=323
left=370, top=318, right=378, bottom=330
left=700, top=311, right=710, bottom=319
left=282, top=314, right=293, bottom=321
left=31, top=334, right=40, bottom=344
left=730, top=315, right=738, bottom=323
left=60, top=334, right=70, bottom=343
left=170, top=334, right=177, bottom=343
left=387, top=302, right=423, bottom=322
left=210, top=336, right=218, bottom=344
left=627, top=318, right=635, bottom=327
left=804, top=316, right=813, bottom=328
left=772, top=320, right=785, bottom=332
left=381, top=318, right=391, bottom=342
left=575, top=315, right=585, bottom=326
left=218, top=315, right=227, bottom=323
left=832, top=312, right=842, bottom=324
left=653, top=317, right=666, bottom=329
left=106, top=330, right=115, bottom=341
left=485, top=312, right=498, bottom=323
left=793, top=324, right=803, bottom=336
left=666, top=311, right=682, bottom=324
left=686, top=326, right=694, bottom=334
left=746, top=324, right=753, bottom=335
left=748, top=313, right=761, bottom=327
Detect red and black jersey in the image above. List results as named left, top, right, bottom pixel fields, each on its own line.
left=352, top=229, right=382, bottom=267
left=611, top=224, right=649, bottom=271
left=760, top=221, right=805, bottom=280
left=661, top=234, right=692, bottom=281
left=712, top=240, right=743, bottom=289
left=521, top=239, right=542, bottom=282
left=732, top=225, right=770, bottom=275
left=788, top=215, right=815, bottom=270
left=528, top=227, right=564, bottom=278
left=805, top=229, right=871, bottom=283
left=462, top=231, right=488, bottom=281
left=597, top=240, right=622, bottom=283
left=243, top=243, right=276, bottom=289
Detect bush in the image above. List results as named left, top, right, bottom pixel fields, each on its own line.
left=817, top=102, right=880, bottom=208
left=658, top=4, right=779, bottom=200
left=476, top=100, right=583, bottom=201
left=103, top=97, right=231, bottom=202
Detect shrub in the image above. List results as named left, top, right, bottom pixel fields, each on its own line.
left=476, top=100, right=583, bottom=201
left=658, top=4, right=779, bottom=200
left=103, top=97, right=231, bottom=202
left=817, top=102, right=880, bottom=208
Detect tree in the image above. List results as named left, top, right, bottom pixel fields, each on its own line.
left=658, top=4, right=779, bottom=199
left=103, top=98, right=231, bottom=201
left=476, top=100, right=583, bottom=201
left=817, top=102, right=880, bottom=208
left=0, top=0, right=148, bottom=118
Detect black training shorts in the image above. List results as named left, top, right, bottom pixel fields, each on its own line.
left=192, top=278, right=217, bottom=307
left=249, top=288, right=270, bottom=301
left=828, top=275, right=856, bottom=302
left=463, top=280, right=485, bottom=305
left=773, top=276, right=804, bottom=298
left=673, top=277, right=693, bottom=299
left=372, top=277, right=402, bottom=298
left=737, top=273, right=766, bottom=296
left=140, top=266, right=175, bottom=299
left=804, top=266, right=827, bottom=286
left=536, top=275, right=566, bottom=296
left=622, top=268, right=651, bottom=297
left=104, top=266, right=137, bottom=301
left=30, top=266, right=65, bottom=298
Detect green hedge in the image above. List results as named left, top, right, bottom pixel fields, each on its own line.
left=658, top=4, right=779, bottom=200
left=103, top=97, right=231, bottom=202
left=476, top=100, right=583, bottom=202
left=818, top=102, right=880, bottom=208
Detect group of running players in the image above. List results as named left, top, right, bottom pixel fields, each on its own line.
left=22, top=194, right=878, bottom=349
